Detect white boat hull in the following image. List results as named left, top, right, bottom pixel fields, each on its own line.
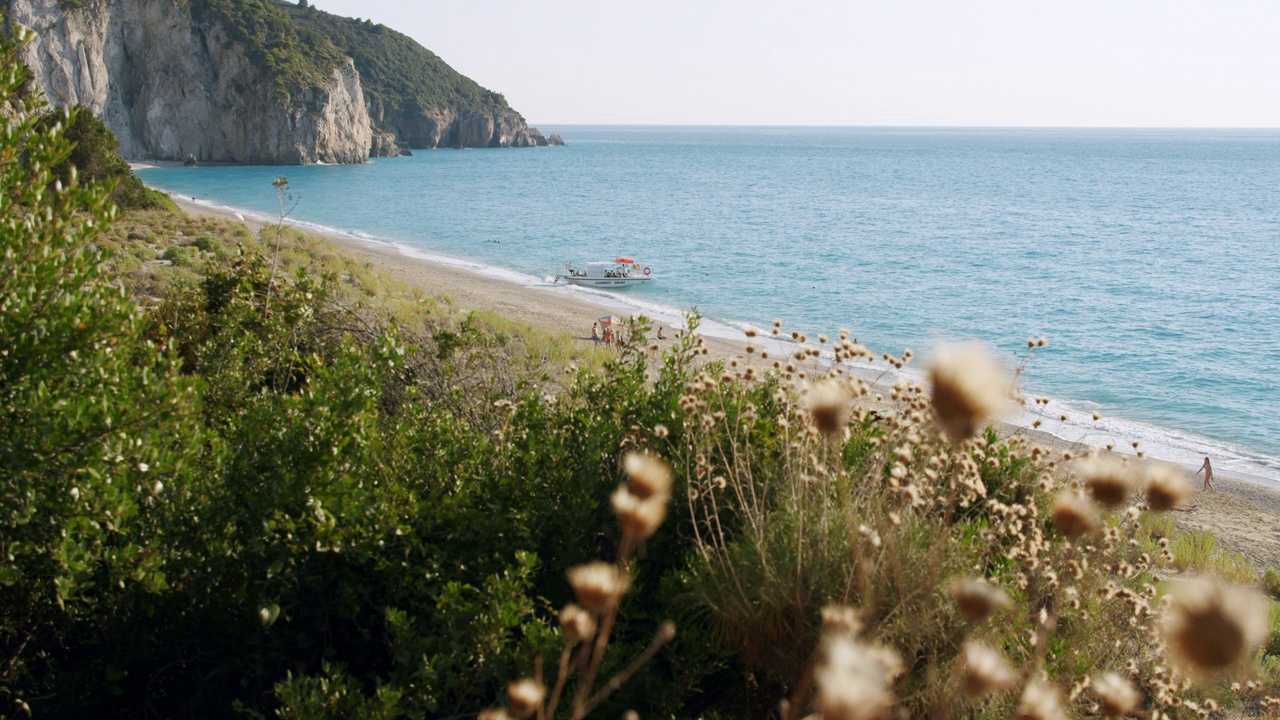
left=561, top=275, right=654, bottom=288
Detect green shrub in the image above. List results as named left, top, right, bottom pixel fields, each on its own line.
left=1264, top=568, right=1280, bottom=602
left=162, top=243, right=200, bottom=268
left=0, top=29, right=194, bottom=716
left=37, top=105, right=178, bottom=212
left=1265, top=602, right=1280, bottom=659
left=110, top=252, right=144, bottom=273
left=192, top=234, right=225, bottom=255
left=274, top=662, right=404, bottom=720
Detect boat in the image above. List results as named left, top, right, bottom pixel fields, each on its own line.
left=559, top=257, right=654, bottom=288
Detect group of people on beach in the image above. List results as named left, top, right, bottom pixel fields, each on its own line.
left=591, top=322, right=619, bottom=348
left=590, top=322, right=666, bottom=348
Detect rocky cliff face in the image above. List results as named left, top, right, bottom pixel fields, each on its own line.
left=391, top=106, right=547, bottom=150
left=9, top=0, right=371, bottom=164
left=365, top=98, right=550, bottom=154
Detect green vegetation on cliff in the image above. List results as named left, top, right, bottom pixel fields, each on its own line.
left=183, top=0, right=511, bottom=114
left=188, top=0, right=347, bottom=96
left=285, top=2, right=512, bottom=116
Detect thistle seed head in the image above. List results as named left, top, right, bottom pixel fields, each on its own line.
left=506, top=679, right=545, bottom=719
left=820, top=604, right=864, bottom=637
left=1014, top=680, right=1066, bottom=720
left=951, top=579, right=1012, bottom=622
left=928, top=343, right=1008, bottom=442
left=567, top=561, right=631, bottom=613
left=623, top=451, right=673, bottom=500
left=1077, top=454, right=1136, bottom=508
left=816, top=635, right=903, bottom=720
left=1094, top=672, right=1141, bottom=717
left=559, top=603, right=597, bottom=643
left=611, top=484, right=667, bottom=540
left=1162, top=578, right=1266, bottom=673
left=960, top=641, right=1015, bottom=698
left=807, top=380, right=853, bottom=437
left=1141, top=462, right=1192, bottom=512
left=1051, top=492, right=1100, bottom=539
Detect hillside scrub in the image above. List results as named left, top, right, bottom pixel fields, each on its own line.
left=190, top=0, right=512, bottom=115
left=188, top=0, right=348, bottom=96
left=36, top=106, right=176, bottom=212
left=7, top=27, right=1280, bottom=719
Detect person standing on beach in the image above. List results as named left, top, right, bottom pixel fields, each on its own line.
left=1194, top=456, right=1214, bottom=491
left=591, top=322, right=600, bottom=343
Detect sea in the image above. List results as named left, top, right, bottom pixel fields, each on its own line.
left=137, top=126, right=1280, bottom=484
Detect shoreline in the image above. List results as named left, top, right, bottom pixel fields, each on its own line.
left=165, top=194, right=1280, bottom=571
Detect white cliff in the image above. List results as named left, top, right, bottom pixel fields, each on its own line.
left=8, top=0, right=371, bottom=164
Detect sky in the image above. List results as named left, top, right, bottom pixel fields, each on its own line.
left=309, top=0, right=1280, bottom=128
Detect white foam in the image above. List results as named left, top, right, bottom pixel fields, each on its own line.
left=1009, top=398, right=1280, bottom=485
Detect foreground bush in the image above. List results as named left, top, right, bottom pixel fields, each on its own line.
left=0, top=29, right=193, bottom=715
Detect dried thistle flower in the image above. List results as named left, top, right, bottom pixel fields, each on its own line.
left=1162, top=578, right=1266, bottom=673
left=506, top=678, right=545, bottom=719
left=1077, top=454, right=1135, bottom=508
left=960, top=641, right=1015, bottom=698
left=951, top=579, right=1012, bottom=622
left=559, top=603, right=597, bottom=643
left=928, top=343, right=1008, bottom=442
left=567, top=561, right=631, bottom=613
left=611, top=485, right=667, bottom=539
left=1094, top=672, right=1141, bottom=717
left=1051, top=492, right=1100, bottom=539
left=821, top=604, right=864, bottom=637
left=1014, top=680, right=1066, bottom=720
left=623, top=451, right=673, bottom=500
left=807, top=380, right=853, bottom=436
left=1141, top=462, right=1192, bottom=511
left=816, top=635, right=903, bottom=720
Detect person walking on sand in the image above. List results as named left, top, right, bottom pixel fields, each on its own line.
left=1194, top=456, right=1214, bottom=491
left=591, top=322, right=600, bottom=343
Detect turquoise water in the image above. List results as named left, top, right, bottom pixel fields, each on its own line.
left=138, top=126, right=1280, bottom=482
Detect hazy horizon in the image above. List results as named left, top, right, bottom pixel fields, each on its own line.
left=308, top=0, right=1280, bottom=129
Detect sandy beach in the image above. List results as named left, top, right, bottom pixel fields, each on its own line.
left=169, top=195, right=1280, bottom=574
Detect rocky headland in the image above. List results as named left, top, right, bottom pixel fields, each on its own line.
left=7, top=0, right=559, bottom=164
